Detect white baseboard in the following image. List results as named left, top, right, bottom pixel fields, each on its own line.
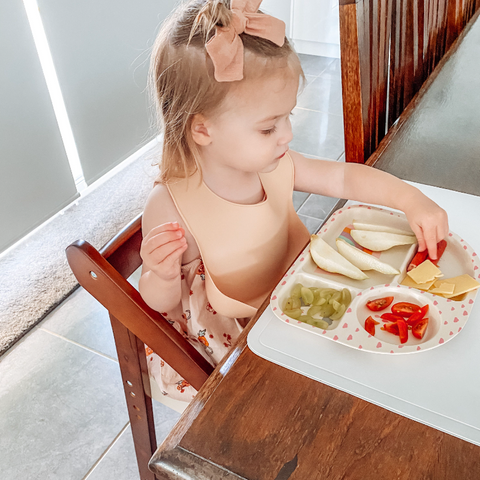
left=293, top=39, right=340, bottom=59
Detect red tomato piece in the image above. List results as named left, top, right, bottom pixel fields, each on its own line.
left=382, top=322, right=400, bottom=335
left=430, top=239, right=447, bottom=266
left=380, top=313, right=404, bottom=322
left=365, top=316, right=380, bottom=336
left=407, top=249, right=428, bottom=272
left=366, top=296, right=394, bottom=312
left=397, top=318, right=409, bottom=344
left=391, top=302, right=421, bottom=318
left=412, top=318, right=429, bottom=339
left=406, top=304, right=429, bottom=326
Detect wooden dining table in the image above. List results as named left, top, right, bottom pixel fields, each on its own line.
left=149, top=10, right=480, bottom=480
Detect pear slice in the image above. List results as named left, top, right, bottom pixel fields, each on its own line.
left=310, top=235, right=368, bottom=280
left=351, top=230, right=417, bottom=251
left=352, top=221, right=413, bottom=236
left=336, top=239, right=400, bottom=275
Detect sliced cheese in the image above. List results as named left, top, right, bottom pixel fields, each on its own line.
left=429, top=282, right=455, bottom=295
left=400, top=274, right=436, bottom=291
left=407, top=260, right=443, bottom=284
left=437, top=274, right=480, bottom=298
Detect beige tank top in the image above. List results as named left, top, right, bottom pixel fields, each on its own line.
left=167, top=153, right=310, bottom=318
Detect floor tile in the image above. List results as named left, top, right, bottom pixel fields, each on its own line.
left=298, top=53, right=335, bottom=76
left=321, top=58, right=342, bottom=79
left=298, top=194, right=341, bottom=220
left=85, top=426, right=139, bottom=480
left=298, top=215, right=324, bottom=234
left=152, top=400, right=182, bottom=444
left=0, top=329, right=128, bottom=480
left=293, top=191, right=309, bottom=210
left=40, top=287, right=117, bottom=360
left=297, top=75, right=343, bottom=114
left=291, top=108, right=345, bottom=160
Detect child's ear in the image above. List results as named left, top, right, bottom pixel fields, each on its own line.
left=190, top=114, right=212, bottom=146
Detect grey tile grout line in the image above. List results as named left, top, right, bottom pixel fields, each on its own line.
left=39, top=327, right=119, bottom=363
left=295, top=105, right=344, bottom=118
left=81, top=422, right=131, bottom=480
left=298, top=213, right=328, bottom=222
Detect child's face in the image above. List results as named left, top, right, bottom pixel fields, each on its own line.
left=201, top=71, right=299, bottom=174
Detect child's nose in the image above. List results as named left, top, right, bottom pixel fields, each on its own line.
left=278, top=121, right=293, bottom=145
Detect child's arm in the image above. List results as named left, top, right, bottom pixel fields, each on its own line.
left=139, top=184, right=199, bottom=313
left=290, top=151, right=449, bottom=259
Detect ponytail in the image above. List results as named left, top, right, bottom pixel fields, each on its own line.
left=190, top=0, right=232, bottom=43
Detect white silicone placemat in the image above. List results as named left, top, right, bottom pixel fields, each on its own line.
left=247, top=182, right=480, bottom=446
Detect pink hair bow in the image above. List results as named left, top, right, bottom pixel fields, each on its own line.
left=205, top=0, right=286, bottom=82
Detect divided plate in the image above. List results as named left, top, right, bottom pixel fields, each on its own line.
left=270, top=205, right=480, bottom=354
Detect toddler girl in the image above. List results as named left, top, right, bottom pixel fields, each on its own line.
left=139, top=0, right=448, bottom=401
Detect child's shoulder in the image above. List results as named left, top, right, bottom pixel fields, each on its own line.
left=142, top=183, right=182, bottom=235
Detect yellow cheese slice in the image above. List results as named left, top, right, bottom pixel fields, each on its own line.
left=438, top=274, right=480, bottom=298
left=407, top=260, right=443, bottom=284
left=429, top=282, right=455, bottom=295
left=400, top=274, right=436, bottom=291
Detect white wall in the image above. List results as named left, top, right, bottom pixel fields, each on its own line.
left=259, top=0, right=340, bottom=58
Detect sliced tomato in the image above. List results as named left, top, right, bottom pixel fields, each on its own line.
left=382, top=322, right=400, bottom=336
left=365, top=316, right=380, bottom=336
left=397, top=318, right=409, bottom=344
left=391, top=302, right=421, bottom=318
left=430, top=239, right=447, bottom=266
left=412, top=318, right=429, bottom=339
left=366, top=296, right=394, bottom=312
left=406, top=304, right=429, bottom=326
left=380, top=313, right=404, bottom=322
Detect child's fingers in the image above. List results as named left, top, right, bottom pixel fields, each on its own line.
left=412, top=225, right=427, bottom=253
left=143, top=229, right=185, bottom=256
left=161, top=242, right=189, bottom=269
left=149, top=241, right=188, bottom=279
left=143, top=222, right=183, bottom=242
left=147, top=237, right=187, bottom=265
left=425, top=234, right=438, bottom=260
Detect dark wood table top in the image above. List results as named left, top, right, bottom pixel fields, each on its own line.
left=150, top=11, right=480, bottom=480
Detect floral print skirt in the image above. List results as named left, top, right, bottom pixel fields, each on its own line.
left=145, top=258, right=246, bottom=402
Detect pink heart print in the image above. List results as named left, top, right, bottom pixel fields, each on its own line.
left=347, top=335, right=353, bottom=340
left=439, top=338, right=445, bottom=344
left=343, top=323, right=348, bottom=328
left=333, top=335, right=339, bottom=341
left=376, top=342, right=382, bottom=348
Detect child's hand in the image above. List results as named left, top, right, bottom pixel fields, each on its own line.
left=140, top=222, right=188, bottom=281
left=403, top=195, right=449, bottom=260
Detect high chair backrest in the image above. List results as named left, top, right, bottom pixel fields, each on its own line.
left=339, top=0, right=479, bottom=164
left=66, top=213, right=214, bottom=480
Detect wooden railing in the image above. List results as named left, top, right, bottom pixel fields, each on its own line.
left=340, top=0, right=480, bottom=163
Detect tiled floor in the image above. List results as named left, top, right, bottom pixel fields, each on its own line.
left=0, top=54, right=344, bottom=480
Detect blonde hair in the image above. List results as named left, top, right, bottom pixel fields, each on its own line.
left=150, top=0, right=303, bottom=183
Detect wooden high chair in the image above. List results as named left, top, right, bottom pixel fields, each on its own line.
left=66, top=214, right=214, bottom=480
left=339, top=0, right=479, bottom=164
